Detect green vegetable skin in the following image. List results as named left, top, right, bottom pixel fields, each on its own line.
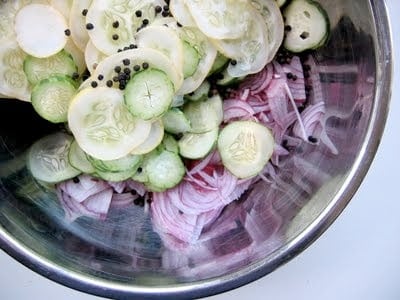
left=3, top=0, right=330, bottom=186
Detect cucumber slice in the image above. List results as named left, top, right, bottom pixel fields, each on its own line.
left=162, top=108, right=191, bottom=135
left=86, top=0, right=165, bottom=55
left=177, top=27, right=217, bottom=95
left=184, top=80, right=210, bottom=102
left=130, top=120, right=165, bottom=155
left=88, top=153, right=142, bottom=173
left=0, top=41, right=30, bottom=102
left=31, top=75, right=77, bottom=124
left=68, top=87, right=152, bottom=160
left=28, top=132, right=81, bottom=183
left=135, top=25, right=184, bottom=74
left=50, top=0, right=73, bottom=20
left=169, top=0, right=196, bottom=27
left=64, top=39, right=86, bottom=75
left=178, top=127, right=219, bottom=159
left=216, top=68, right=245, bottom=86
left=68, top=140, right=96, bottom=174
left=69, top=0, right=91, bottom=52
left=160, top=134, right=179, bottom=154
left=145, top=150, right=185, bottom=190
left=218, top=121, right=274, bottom=179
left=23, top=50, right=78, bottom=86
left=185, top=0, right=252, bottom=40
left=89, top=48, right=183, bottom=92
left=15, top=4, right=68, bottom=58
left=183, top=94, right=223, bottom=133
left=208, top=52, right=229, bottom=76
left=84, top=40, right=107, bottom=74
left=94, top=168, right=138, bottom=182
left=283, top=0, right=330, bottom=53
left=182, top=41, right=201, bottom=79
left=250, top=0, right=285, bottom=62
left=124, top=68, right=175, bottom=120
left=216, top=7, right=270, bottom=78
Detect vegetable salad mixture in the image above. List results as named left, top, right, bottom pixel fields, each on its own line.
left=0, top=0, right=333, bottom=249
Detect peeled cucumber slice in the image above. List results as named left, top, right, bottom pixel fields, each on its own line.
left=86, top=0, right=165, bottom=55
left=218, top=121, right=274, bottom=179
left=69, top=0, right=92, bottom=52
left=15, top=4, right=68, bottom=58
left=169, top=0, right=196, bottom=27
left=185, top=0, right=252, bottom=40
left=130, top=120, right=165, bottom=155
left=84, top=40, right=107, bottom=74
left=68, top=87, right=152, bottom=160
left=179, top=127, right=219, bottom=159
left=135, top=25, right=184, bottom=75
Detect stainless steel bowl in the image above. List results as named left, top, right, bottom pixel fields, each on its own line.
left=0, top=1, right=393, bottom=299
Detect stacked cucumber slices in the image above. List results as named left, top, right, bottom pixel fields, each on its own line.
left=2, top=0, right=330, bottom=192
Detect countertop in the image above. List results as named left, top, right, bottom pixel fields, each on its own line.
left=1, top=1, right=399, bottom=299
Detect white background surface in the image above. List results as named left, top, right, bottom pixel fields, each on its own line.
left=1, top=1, right=399, bottom=299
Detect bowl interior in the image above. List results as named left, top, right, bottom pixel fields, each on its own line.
left=0, top=1, right=391, bottom=299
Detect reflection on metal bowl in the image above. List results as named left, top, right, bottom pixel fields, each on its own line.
left=0, top=1, right=392, bottom=299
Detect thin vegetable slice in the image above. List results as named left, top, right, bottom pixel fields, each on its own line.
left=84, top=40, right=107, bottom=74
left=68, top=87, right=152, bottom=160
left=218, top=121, right=274, bottom=179
left=15, top=4, right=68, bottom=58
left=130, top=120, right=165, bottom=155
left=169, top=0, right=196, bottom=27
left=28, top=132, right=81, bottom=183
left=283, top=0, right=330, bottom=53
left=185, top=0, right=252, bottom=40
left=69, top=0, right=92, bottom=52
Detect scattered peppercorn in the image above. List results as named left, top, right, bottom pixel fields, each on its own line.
left=142, top=19, right=149, bottom=26
left=112, top=34, right=119, bottom=40
left=123, top=59, right=130, bottom=66
left=162, top=10, right=169, bottom=17
left=86, top=23, right=94, bottom=30
left=97, top=74, right=104, bottom=81
left=155, top=6, right=162, bottom=14
left=64, top=29, right=71, bottom=36
left=82, top=9, right=88, bottom=16
left=135, top=10, right=142, bottom=17
left=129, top=44, right=137, bottom=49
left=308, top=136, right=318, bottom=143
left=73, top=177, right=80, bottom=184
left=114, top=66, right=122, bottom=73
left=91, top=81, right=98, bottom=88
left=106, top=80, right=113, bottom=87
left=133, top=65, right=141, bottom=72
left=230, top=59, right=237, bottom=66
left=284, top=25, right=292, bottom=31
left=112, top=21, right=119, bottom=28
left=142, top=62, right=149, bottom=69
left=124, top=68, right=131, bottom=75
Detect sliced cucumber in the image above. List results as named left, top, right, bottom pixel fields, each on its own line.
left=130, top=120, right=165, bottom=155
left=69, top=0, right=91, bottom=52
left=216, top=68, right=245, bottom=86
left=183, top=94, right=223, bottom=133
left=162, top=108, right=191, bottom=135
left=135, top=25, right=184, bottom=75
left=68, top=87, right=152, bottom=160
left=216, top=7, right=269, bottom=78
left=185, top=0, right=252, bottom=40
left=0, top=41, right=30, bottom=102
left=68, top=140, right=96, bottom=174
left=23, top=50, right=78, bottom=86
left=184, top=80, right=210, bottom=102
left=86, top=0, right=165, bottom=55
left=182, top=41, right=201, bottom=79
left=95, top=168, right=138, bottom=182
left=88, top=153, right=142, bottom=173
left=64, top=39, right=86, bottom=76
left=89, top=48, right=183, bottom=92
left=177, top=27, right=217, bottom=95
left=169, top=0, right=196, bottom=27
left=160, top=134, right=179, bottom=154
left=14, top=4, right=68, bottom=58
left=124, top=68, right=175, bottom=120
left=84, top=40, right=107, bottom=74
left=144, top=150, right=185, bottom=190
left=208, top=52, right=230, bottom=76
left=28, top=132, right=81, bottom=183
left=31, top=75, right=77, bottom=124
left=178, top=127, right=219, bottom=160
left=283, top=0, right=330, bottom=53
left=217, top=121, right=274, bottom=179
left=250, top=0, right=284, bottom=63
